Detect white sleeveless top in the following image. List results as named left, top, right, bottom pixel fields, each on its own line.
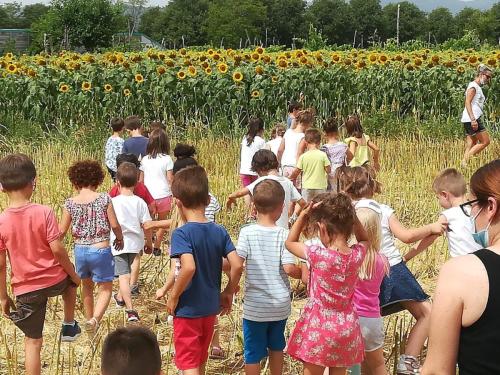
left=461, top=81, right=485, bottom=123
left=281, top=129, right=305, bottom=167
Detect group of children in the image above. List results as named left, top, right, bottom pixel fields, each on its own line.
left=0, top=109, right=484, bottom=375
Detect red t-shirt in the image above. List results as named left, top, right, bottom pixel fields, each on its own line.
left=0, top=204, right=67, bottom=296
left=109, top=182, right=155, bottom=206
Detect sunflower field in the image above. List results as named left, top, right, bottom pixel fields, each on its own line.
left=0, top=48, right=499, bottom=129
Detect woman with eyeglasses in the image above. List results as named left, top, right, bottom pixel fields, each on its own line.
left=422, top=159, right=500, bottom=375
left=461, top=64, right=493, bottom=167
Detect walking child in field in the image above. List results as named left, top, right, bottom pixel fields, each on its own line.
left=285, top=193, right=370, bottom=375
left=287, top=101, right=302, bottom=129
left=110, top=162, right=153, bottom=322
left=0, top=154, right=81, bottom=375
left=345, top=115, right=380, bottom=172
left=60, top=160, right=124, bottom=335
left=123, top=116, right=149, bottom=160
left=320, top=117, right=349, bottom=191
left=266, top=124, right=286, bottom=158
left=104, top=118, right=125, bottom=181
left=290, top=129, right=331, bottom=202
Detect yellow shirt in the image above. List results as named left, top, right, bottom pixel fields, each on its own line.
left=297, top=149, right=331, bottom=190
left=346, top=135, right=370, bottom=167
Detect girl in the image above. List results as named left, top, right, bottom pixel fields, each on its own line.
left=320, top=117, right=349, bottom=191
left=285, top=192, right=370, bottom=375
left=345, top=115, right=380, bottom=172
left=266, top=124, right=286, bottom=157
left=342, top=166, right=446, bottom=374
left=60, top=160, right=124, bottom=335
left=140, top=129, right=174, bottom=256
left=173, top=143, right=197, bottom=174
left=239, top=117, right=266, bottom=206
left=353, top=205, right=389, bottom=375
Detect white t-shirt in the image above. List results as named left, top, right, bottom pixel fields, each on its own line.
left=266, top=137, right=283, bottom=157
left=247, top=175, right=302, bottom=229
left=240, top=135, right=266, bottom=176
left=441, top=206, right=482, bottom=257
left=205, top=193, right=221, bottom=223
left=281, top=129, right=305, bottom=167
left=236, top=224, right=295, bottom=322
left=110, top=195, right=152, bottom=255
left=140, top=154, right=174, bottom=199
left=461, top=81, right=486, bottom=122
left=379, top=203, right=403, bottom=267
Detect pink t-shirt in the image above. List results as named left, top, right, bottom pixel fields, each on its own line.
left=353, top=253, right=387, bottom=318
left=0, top=204, right=67, bottom=296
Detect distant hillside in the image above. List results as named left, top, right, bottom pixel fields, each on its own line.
left=380, top=0, right=497, bottom=13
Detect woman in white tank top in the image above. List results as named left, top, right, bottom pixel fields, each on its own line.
left=461, top=64, right=493, bottom=167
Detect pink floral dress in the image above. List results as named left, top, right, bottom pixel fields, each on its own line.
left=287, top=243, right=366, bottom=367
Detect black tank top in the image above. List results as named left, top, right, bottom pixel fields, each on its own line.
left=458, top=249, right=500, bottom=374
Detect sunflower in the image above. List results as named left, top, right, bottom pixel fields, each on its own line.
left=81, top=81, right=92, bottom=91
left=207, top=49, right=214, bottom=56
left=300, top=56, right=308, bottom=65
left=414, top=58, right=422, bottom=66
left=369, top=54, right=377, bottom=62
left=205, top=67, right=212, bottom=75
left=255, top=65, right=264, bottom=75
left=271, top=76, right=279, bottom=84
left=135, top=74, right=144, bottom=83
left=379, top=54, right=388, bottom=63
left=277, top=59, right=288, bottom=68
left=59, top=84, right=69, bottom=93
left=343, top=58, right=352, bottom=66
left=6, top=64, right=17, bottom=74
left=217, top=63, right=228, bottom=74
left=431, top=55, right=440, bottom=64
left=5, top=52, right=13, bottom=60
left=213, top=53, right=221, bottom=61
left=177, top=70, right=186, bottom=80
left=406, top=63, right=415, bottom=71
left=331, top=53, right=340, bottom=63
left=251, top=53, right=260, bottom=61
left=255, top=47, right=264, bottom=55
left=468, top=56, right=478, bottom=64
left=27, top=69, right=36, bottom=77
left=123, top=88, right=131, bottom=97
left=456, top=66, right=465, bottom=74
left=487, top=58, right=496, bottom=67
left=157, top=66, right=166, bottom=75
left=104, top=84, right=113, bottom=93
left=232, top=71, right=243, bottom=83
left=122, top=62, right=130, bottom=69
left=179, top=48, right=187, bottom=56
left=251, top=90, right=260, bottom=98
left=188, top=66, right=197, bottom=77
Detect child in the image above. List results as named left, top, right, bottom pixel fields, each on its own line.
left=285, top=192, right=370, bottom=374
left=266, top=124, right=286, bottom=157
left=353, top=205, right=389, bottom=375
left=403, top=168, right=482, bottom=262
left=105, top=117, right=125, bottom=181
left=60, top=160, right=124, bottom=335
left=165, top=165, right=243, bottom=374
left=227, top=149, right=306, bottom=229
left=123, top=115, right=149, bottom=159
left=287, top=100, right=302, bottom=129
left=232, top=179, right=302, bottom=374
left=173, top=143, right=197, bottom=174
left=341, top=166, right=446, bottom=374
left=278, top=108, right=315, bottom=190
left=320, top=117, right=349, bottom=191
left=140, top=129, right=174, bottom=256
left=110, top=162, right=153, bottom=322
left=290, top=129, right=331, bottom=203
left=345, top=115, right=380, bottom=172
left=101, top=327, right=162, bottom=375
left=0, top=154, right=81, bottom=375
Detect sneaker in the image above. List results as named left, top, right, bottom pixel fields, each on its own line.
left=397, top=355, right=421, bottom=375
left=61, top=321, right=81, bottom=342
left=113, top=293, right=125, bottom=308
left=126, top=310, right=140, bottom=322
left=130, top=284, right=140, bottom=297
left=153, top=247, right=162, bottom=257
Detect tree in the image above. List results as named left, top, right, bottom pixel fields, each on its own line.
left=138, top=6, right=163, bottom=41
left=21, top=4, right=51, bottom=29
left=427, top=7, right=457, bottom=43
left=264, top=0, right=307, bottom=46
left=0, top=2, right=23, bottom=28
left=381, top=1, right=427, bottom=42
left=205, top=0, right=267, bottom=48
left=349, top=0, right=383, bottom=47
left=123, top=0, right=147, bottom=38
left=306, top=0, right=353, bottom=46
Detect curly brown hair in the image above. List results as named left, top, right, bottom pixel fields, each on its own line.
left=307, top=192, right=356, bottom=239
left=68, top=160, right=105, bottom=189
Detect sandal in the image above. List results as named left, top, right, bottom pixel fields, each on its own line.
left=209, top=346, right=225, bottom=360
left=84, top=317, right=99, bottom=337
left=153, top=247, right=162, bottom=257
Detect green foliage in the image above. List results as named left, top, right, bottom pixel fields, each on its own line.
left=306, top=0, right=353, bottom=46
left=381, top=2, right=427, bottom=42
left=440, top=30, right=482, bottom=51
left=427, top=7, right=457, bottom=43
left=265, top=0, right=307, bottom=46
left=295, top=24, right=329, bottom=50
left=350, top=0, right=383, bottom=46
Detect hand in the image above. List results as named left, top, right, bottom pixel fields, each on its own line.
left=143, top=221, right=155, bottom=231
left=226, top=197, right=236, bottom=211
left=298, top=201, right=321, bottom=220
left=156, top=287, right=166, bottom=300
left=113, top=238, right=124, bottom=251
left=149, top=204, right=158, bottom=216
left=220, top=290, right=233, bottom=316
left=166, top=295, right=179, bottom=316
left=70, top=274, right=81, bottom=287
left=430, top=220, right=447, bottom=235
left=471, top=119, right=478, bottom=130
left=144, top=243, right=153, bottom=254
left=0, top=296, right=14, bottom=318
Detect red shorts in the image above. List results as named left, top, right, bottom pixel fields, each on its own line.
left=155, top=196, right=172, bottom=214
left=173, top=315, right=216, bottom=370
left=240, top=174, right=258, bottom=187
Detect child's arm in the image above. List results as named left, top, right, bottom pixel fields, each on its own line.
left=166, top=170, right=174, bottom=187
left=296, top=139, right=307, bottom=160
left=156, top=260, right=176, bottom=299
left=285, top=205, right=312, bottom=260
left=289, top=167, right=302, bottom=181
left=0, top=251, right=14, bottom=317
left=347, top=140, right=357, bottom=163
left=226, top=187, right=251, bottom=210
left=144, top=219, right=172, bottom=231
left=167, top=253, right=196, bottom=315
left=325, top=165, right=331, bottom=175
left=59, top=208, right=72, bottom=238
left=49, top=239, right=81, bottom=286
left=353, top=214, right=370, bottom=249
left=403, top=234, right=440, bottom=263
left=220, top=251, right=244, bottom=315
left=142, top=221, right=154, bottom=253
left=367, top=140, right=380, bottom=171
left=277, top=138, right=285, bottom=164
left=139, top=171, right=144, bottom=183
left=283, top=264, right=302, bottom=279
left=107, top=202, right=124, bottom=250
left=389, top=213, right=447, bottom=244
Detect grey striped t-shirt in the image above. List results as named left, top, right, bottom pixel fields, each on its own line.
left=236, top=224, right=296, bottom=322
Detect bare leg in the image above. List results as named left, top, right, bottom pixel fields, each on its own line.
left=155, top=211, right=169, bottom=249
left=183, top=363, right=205, bottom=375
left=401, top=300, right=431, bottom=357
left=329, top=368, right=347, bottom=375
left=81, top=278, right=95, bottom=321
left=468, top=131, right=490, bottom=158
left=462, top=135, right=475, bottom=165
left=269, top=350, right=284, bottom=375
left=24, top=337, right=42, bottom=375
left=93, top=281, right=112, bottom=322
left=62, top=284, right=77, bottom=322
left=304, top=362, right=326, bottom=375
left=118, top=274, right=133, bottom=310
left=245, top=364, right=261, bottom=375
left=130, top=254, right=141, bottom=287
left=364, top=349, right=388, bottom=375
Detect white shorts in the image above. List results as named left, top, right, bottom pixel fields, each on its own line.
left=359, top=316, right=384, bottom=352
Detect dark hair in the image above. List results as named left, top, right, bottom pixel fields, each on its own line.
left=68, top=160, right=105, bottom=189
left=117, top=162, right=138, bottom=188
left=116, top=153, right=140, bottom=168
left=0, top=153, right=36, bottom=191
left=174, top=143, right=196, bottom=159
left=308, top=192, right=355, bottom=238
left=432, top=168, right=467, bottom=197
left=124, top=115, right=142, bottom=131
left=270, top=124, right=286, bottom=139
left=251, top=149, right=279, bottom=174
left=288, top=101, right=302, bottom=113
left=110, top=118, right=125, bottom=132
left=173, top=157, right=198, bottom=175
left=345, top=115, right=363, bottom=138
left=150, top=121, right=166, bottom=131
left=246, top=117, right=265, bottom=146
left=323, top=117, right=340, bottom=134
left=172, top=165, right=210, bottom=209
left=304, top=128, right=321, bottom=145
left=253, top=179, right=285, bottom=214
left=295, top=108, right=315, bottom=125
left=101, top=327, right=161, bottom=375
left=470, top=159, right=500, bottom=218
left=344, top=166, right=381, bottom=199
left=147, top=129, right=170, bottom=158
left=334, top=165, right=355, bottom=193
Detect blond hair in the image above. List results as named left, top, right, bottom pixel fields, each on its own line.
left=168, top=199, right=185, bottom=242
left=357, top=207, right=384, bottom=280
left=432, top=168, right=466, bottom=197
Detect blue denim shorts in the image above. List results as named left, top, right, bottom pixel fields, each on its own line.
left=243, top=319, right=287, bottom=364
left=74, top=245, right=114, bottom=283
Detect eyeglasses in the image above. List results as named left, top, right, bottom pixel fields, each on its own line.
left=460, top=198, right=481, bottom=217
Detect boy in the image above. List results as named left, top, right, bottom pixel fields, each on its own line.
left=286, top=101, right=302, bottom=129
left=227, top=149, right=306, bottom=229
left=104, top=117, right=125, bottom=181
left=232, top=179, right=301, bottom=375
left=101, top=326, right=162, bottom=375
left=123, top=115, right=148, bottom=159
left=110, top=162, right=153, bottom=322
left=167, top=165, right=243, bottom=375
left=0, top=154, right=81, bottom=375
left=290, top=129, right=331, bottom=202
left=404, top=168, right=481, bottom=262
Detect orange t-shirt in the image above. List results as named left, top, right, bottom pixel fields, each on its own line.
left=0, top=203, right=67, bottom=296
